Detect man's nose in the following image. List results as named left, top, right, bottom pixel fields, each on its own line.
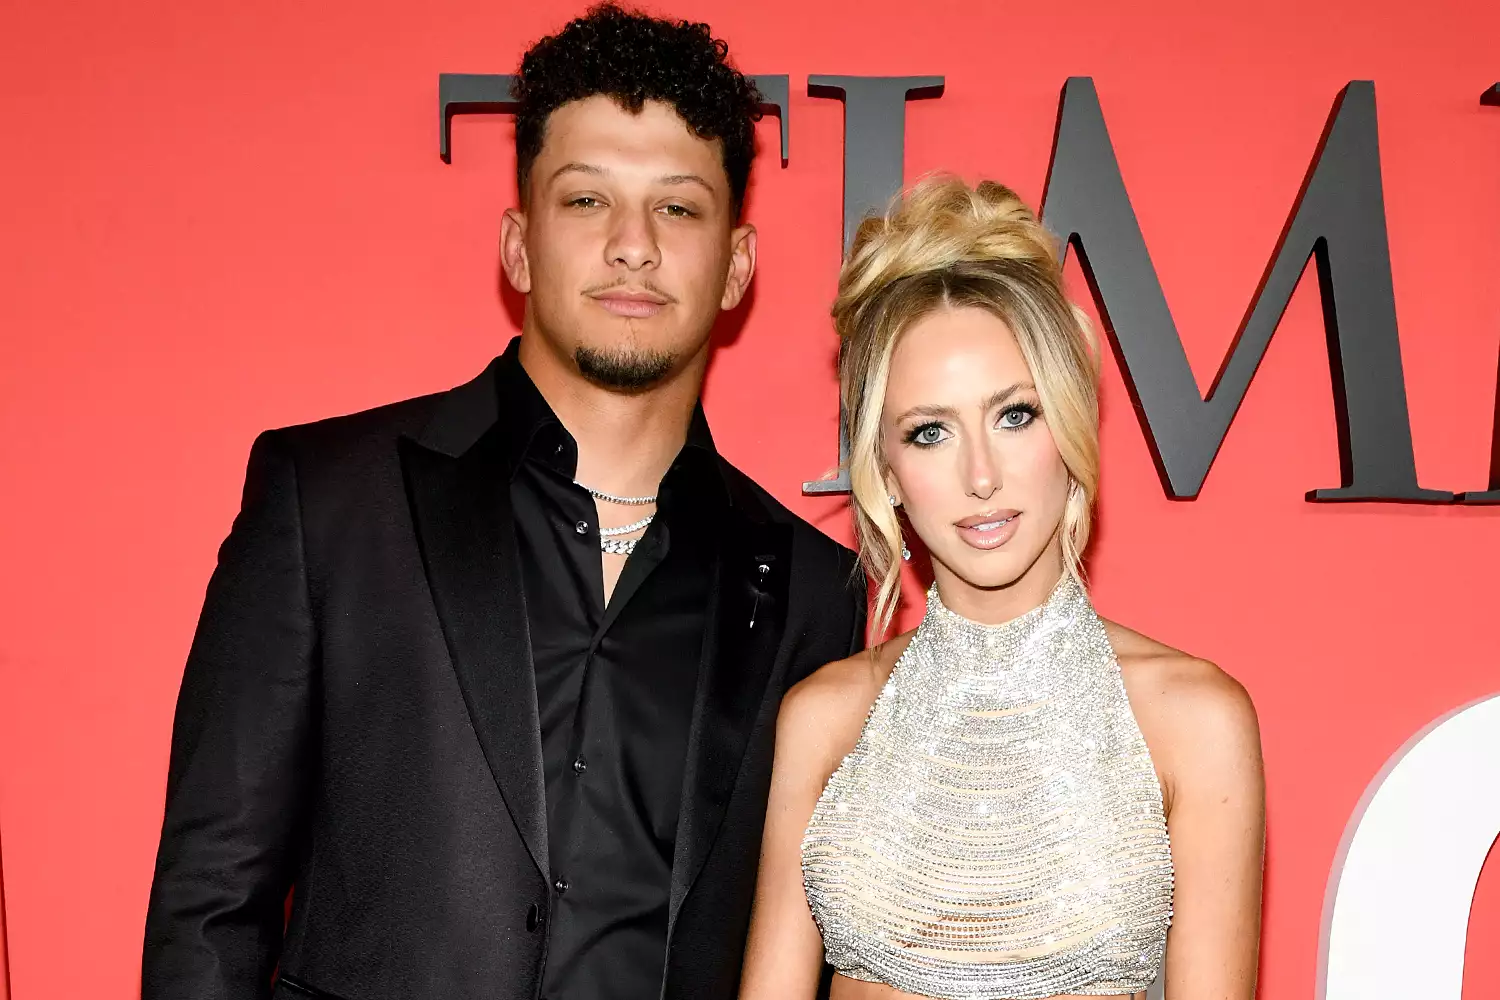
left=604, top=205, right=661, bottom=270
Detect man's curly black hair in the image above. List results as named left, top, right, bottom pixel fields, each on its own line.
left=513, top=4, right=763, bottom=217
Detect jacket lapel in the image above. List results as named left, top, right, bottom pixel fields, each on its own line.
left=667, top=507, right=793, bottom=930
left=400, top=391, right=549, bottom=881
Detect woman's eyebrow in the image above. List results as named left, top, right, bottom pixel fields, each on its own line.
left=893, top=402, right=958, bottom=423
left=894, top=382, right=1038, bottom=423
left=982, top=382, right=1036, bottom=410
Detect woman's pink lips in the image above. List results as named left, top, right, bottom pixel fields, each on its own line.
left=954, top=511, right=1022, bottom=550
left=592, top=293, right=668, bottom=318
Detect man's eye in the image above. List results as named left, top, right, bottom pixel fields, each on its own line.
left=661, top=204, right=696, bottom=218
left=567, top=197, right=600, bottom=209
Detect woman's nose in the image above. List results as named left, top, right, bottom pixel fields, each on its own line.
left=965, top=441, right=1000, bottom=500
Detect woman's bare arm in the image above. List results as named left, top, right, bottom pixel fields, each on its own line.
left=1143, top=655, right=1266, bottom=1000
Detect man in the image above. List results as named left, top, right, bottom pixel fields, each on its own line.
left=141, top=6, right=865, bottom=999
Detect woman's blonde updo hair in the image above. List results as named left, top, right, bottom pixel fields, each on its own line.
left=835, top=174, right=1101, bottom=637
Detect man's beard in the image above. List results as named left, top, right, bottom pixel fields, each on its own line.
left=574, top=344, right=676, bottom=391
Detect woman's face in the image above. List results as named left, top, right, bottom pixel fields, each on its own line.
left=882, top=305, right=1071, bottom=607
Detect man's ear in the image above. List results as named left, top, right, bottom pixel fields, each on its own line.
left=720, top=222, right=757, bottom=310
left=500, top=207, right=531, bottom=295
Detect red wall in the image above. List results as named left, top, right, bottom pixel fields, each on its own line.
left=1, top=831, right=8, bottom=1000
left=2, top=0, right=1498, bottom=996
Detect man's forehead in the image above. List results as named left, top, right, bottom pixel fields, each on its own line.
left=537, top=97, right=727, bottom=176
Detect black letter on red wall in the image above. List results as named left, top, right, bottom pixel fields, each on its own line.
left=1041, top=79, right=1451, bottom=502
left=803, top=75, right=943, bottom=494
left=1456, top=84, right=1500, bottom=504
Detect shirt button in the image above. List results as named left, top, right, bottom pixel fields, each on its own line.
left=574, top=520, right=589, bottom=535
left=554, top=877, right=570, bottom=894
left=572, top=755, right=587, bottom=775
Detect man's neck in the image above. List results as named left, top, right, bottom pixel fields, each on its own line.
left=517, top=333, right=706, bottom=497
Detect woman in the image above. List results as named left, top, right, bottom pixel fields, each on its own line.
left=739, top=176, right=1264, bottom=1000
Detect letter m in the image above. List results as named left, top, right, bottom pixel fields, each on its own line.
left=1040, top=79, right=1451, bottom=502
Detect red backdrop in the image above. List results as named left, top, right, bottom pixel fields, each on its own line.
left=2, top=0, right=1498, bottom=996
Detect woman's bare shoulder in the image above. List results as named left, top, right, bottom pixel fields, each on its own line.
left=1102, top=618, right=1262, bottom=808
left=777, top=631, right=916, bottom=769
left=1103, top=619, right=1255, bottom=724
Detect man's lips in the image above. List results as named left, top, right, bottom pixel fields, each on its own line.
left=589, top=290, right=671, bottom=318
left=954, top=510, right=1022, bottom=550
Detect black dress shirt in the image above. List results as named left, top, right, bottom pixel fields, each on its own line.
left=500, top=355, right=722, bottom=1000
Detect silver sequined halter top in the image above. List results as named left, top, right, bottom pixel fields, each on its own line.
left=801, top=576, right=1174, bottom=999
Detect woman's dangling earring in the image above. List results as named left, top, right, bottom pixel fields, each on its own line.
left=890, top=494, right=910, bottom=561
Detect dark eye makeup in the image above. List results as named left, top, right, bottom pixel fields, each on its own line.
left=901, top=401, right=1043, bottom=448
left=903, top=422, right=948, bottom=447
left=997, top=402, right=1041, bottom=430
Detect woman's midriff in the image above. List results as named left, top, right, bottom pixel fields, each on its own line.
left=830, top=974, right=1146, bottom=1000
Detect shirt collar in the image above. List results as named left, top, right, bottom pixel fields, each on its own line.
left=491, top=337, right=727, bottom=501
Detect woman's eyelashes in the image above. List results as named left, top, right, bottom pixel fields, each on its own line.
left=902, top=403, right=1042, bottom=448
left=997, top=402, right=1041, bottom=431
left=900, top=401, right=1044, bottom=449
left=903, top=421, right=951, bottom=448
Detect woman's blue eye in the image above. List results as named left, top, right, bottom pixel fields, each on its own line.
left=999, top=406, right=1037, bottom=430
left=906, top=424, right=947, bottom=446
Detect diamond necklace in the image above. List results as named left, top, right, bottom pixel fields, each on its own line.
left=576, top=480, right=656, bottom=555
left=600, top=515, right=654, bottom=538
left=598, top=515, right=652, bottom=556
left=575, top=481, right=657, bottom=506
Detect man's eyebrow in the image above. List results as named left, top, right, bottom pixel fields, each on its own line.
left=549, top=161, right=608, bottom=183
left=546, top=164, right=717, bottom=196
left=656, top=173, right=717, bottom=195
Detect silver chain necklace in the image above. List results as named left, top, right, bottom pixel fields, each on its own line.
left=575, top=481, right=658, bottom=506
left=575, top=480, right=656, bottom=555
left=601, top=536, right=643, bottom=556
left=600, top=514, right=654, bottom=538
left=597, top=513, right=654, bottom=555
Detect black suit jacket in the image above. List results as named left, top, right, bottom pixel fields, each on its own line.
left=142, top=355, right=866, bottom=1000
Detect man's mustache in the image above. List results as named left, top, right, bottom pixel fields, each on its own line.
left=581, top=279, right=679, bottom=304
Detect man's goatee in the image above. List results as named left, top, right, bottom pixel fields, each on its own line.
left=575, top=345, right=676, bottom=391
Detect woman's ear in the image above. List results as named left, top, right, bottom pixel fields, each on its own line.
left=885, top=477, right=903, bottom=509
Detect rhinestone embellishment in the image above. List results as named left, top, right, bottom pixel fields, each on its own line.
left=600, top=536, right=641, bottom=556
left=801, top=576, right=1174, bottom=999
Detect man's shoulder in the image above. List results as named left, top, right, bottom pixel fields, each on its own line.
left=240, top=377, right=482, bottom=503
left=263, top=390, right=445, bottom=456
